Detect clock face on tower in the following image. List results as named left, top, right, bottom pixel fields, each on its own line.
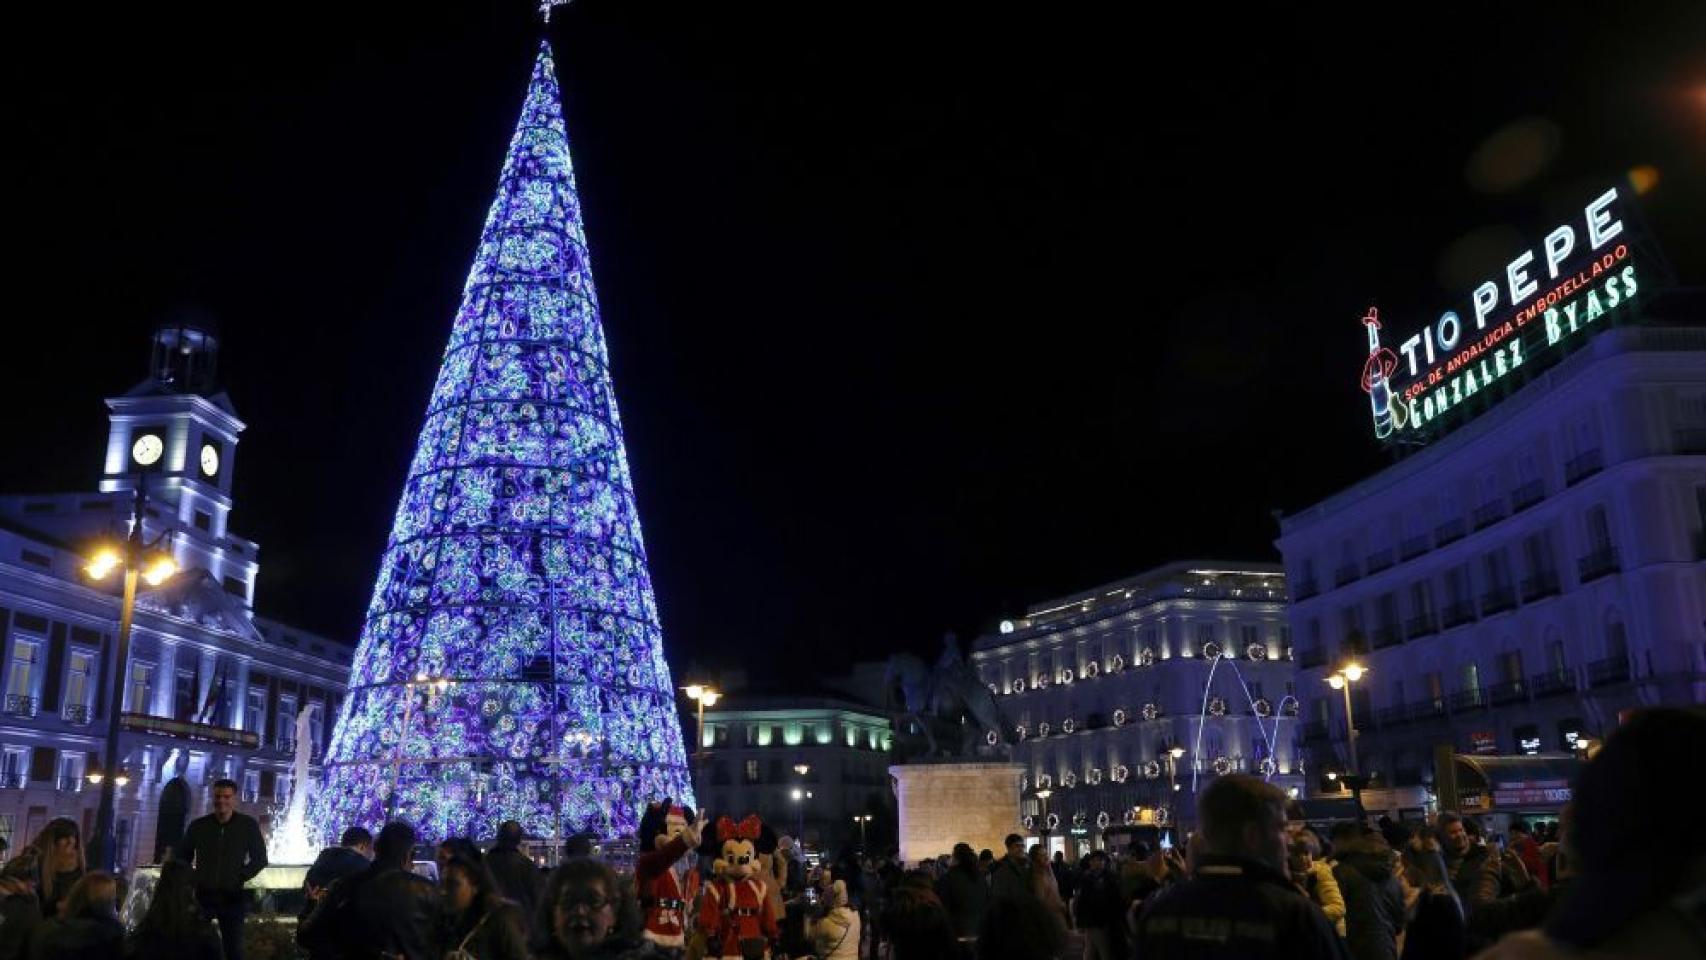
left=131, top=433, right=164, bottom=468
left=200, top=443, right=220, bottom=478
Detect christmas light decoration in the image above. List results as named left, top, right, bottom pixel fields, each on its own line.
left=313, top=40, right=692, bottom=842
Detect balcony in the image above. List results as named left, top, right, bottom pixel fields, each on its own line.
left=1409, top=698, right=1449, bottom=723
left=1510, top=480, right=1545, bottom=512
left=1471, top=499, right=1508, bottom=531
left=1676, top=427, right=1706, bottom=455
left=1399, top=535, right=1431, bottom=561
left=1405, top=613, right=1437, bottom=638
left=1449, top=688, right=1486, bottom=712
left=241, top=789, right=260, bottom=804
left=1530, top=671, right=1576, bottom=699
left=55, top=776, right=83, bottom=793
left=1578, top=546, right=1620, bottom=583
left=1486, top=679, right=1528, bottom=705
left=1587, top=655, right=1631, bottom=688
left=1521, top=571, right=1561, bottom=603
left=1295, top=579, right=1320, bottom=601
left=1297, top=646, right=1326, bottom=669
left=1371, top=626, right=1403, bottom=650
left=4, top=695, right=38, bottom=719
left=276, top=738, right=297, bottom=755
left=1334, top=563, right=1362, bottom=587
left=1376, top=704, right=1411, bottom=727
left=1440, top=601, right=1477, bottom=629
left=1366, top=550, right=1395, bottom=575
left=118, top=713, right=260, bottom=749
left=1480, top=586, right=1518, bottom=616
left=1301, top=721, right=1329, bottom=742
left=1434, top=518, right=1467, bottom=546
left=1564, top=449, right=1604, bottom=486
left=61, top=704, right=91, bottom=726
left=0, top=773, right=24, bottom=789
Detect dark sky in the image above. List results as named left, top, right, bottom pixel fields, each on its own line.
left=3, top=4, right=1703, bottom=683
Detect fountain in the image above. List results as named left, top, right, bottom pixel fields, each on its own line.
left=1187, top=652, right=1299, bottom=794
left=267, top=706, right=319, bottom=865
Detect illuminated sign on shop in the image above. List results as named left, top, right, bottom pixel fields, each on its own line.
left=1358, top=185, right=1645, bottom=443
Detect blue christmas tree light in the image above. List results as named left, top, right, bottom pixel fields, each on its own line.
left=313, top=40, right=694, bottom=842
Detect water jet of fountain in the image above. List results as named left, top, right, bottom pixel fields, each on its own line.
left=267, top=707, right=318, bottom=864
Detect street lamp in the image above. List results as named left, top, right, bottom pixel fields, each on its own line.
left=387, top=673, right=449, bottom=820
left=83, top=445, right=177, bottom=872
left=793, top=764, right=812, bottom=844
left=683, top=685, right=721, bottom=798
left=1166, top=745, right=1186, bottom=794
left=1035, top=788, right=1053, bottom=850
left=1325, top=663, right=1367, bottom=775
left=852, top=813, right=871, bottom=852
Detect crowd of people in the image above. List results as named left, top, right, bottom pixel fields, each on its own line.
left=0, top=706, right=1697, bottom=959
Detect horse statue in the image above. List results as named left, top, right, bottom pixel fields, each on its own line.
left=885, top=634, right=1009, bottom=758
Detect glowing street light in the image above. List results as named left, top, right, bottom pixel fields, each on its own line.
left=852, top=813, right=872, bottom=852
left=683, top=684, right=722, bottom=798
left=1325, top=662, right=1368, bottom=775
left=387, top=674, right=450, bottom=819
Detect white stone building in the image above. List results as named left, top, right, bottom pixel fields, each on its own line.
left=970, top=561, right=1302, bottom=856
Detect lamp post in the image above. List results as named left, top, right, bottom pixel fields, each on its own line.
left=793, top=763, right=811, bottom=845
left=852, top=813, right=871, bottom=853
left=1326, top=662, right=1368, bottom=818
left=83, top=451, right=177, bottom=873
left=683, top=685, right=721, bottom=799
left=387, top=673, right=448, bottom=821
left=1035, top=788, right=1053, bottom=851
left=1166, top=745, right=1186, bottom=794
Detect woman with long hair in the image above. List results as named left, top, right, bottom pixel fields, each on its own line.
left=1026, top=844, right=1070, bottom=931
left=439, top=851, right=528, bottom=960
left=23, top=818, right=83, bottom=918
left=1400, top=833, right=1467, bottom=960
left=126, top=859, right=221, bottom=960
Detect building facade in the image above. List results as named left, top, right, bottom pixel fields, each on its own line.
left=694, top=696, right=893, bottom=853
left=0, top=324, right=353, bottom=866
left=1279, top=323, right=1706, bottom=806
left=970, top=561, right=1300, bottom=855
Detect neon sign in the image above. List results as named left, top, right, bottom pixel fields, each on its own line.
left=1359, top=185, right=1644, bottom=442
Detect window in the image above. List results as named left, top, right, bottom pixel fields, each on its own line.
left=277, top=697, right=297, bottom=747
left=1240, top=625, right=1260, bottom=648
left=307, top=704, right=323, bottom=753
left=1375, top=594, right=1399, bottom=630
left=245, top=689, right=265, bottom=733
left=193, top=511, right=212, bottom=532
left=1410, top=581, right=1434, bottom=617
left=276, top=773, right=292, bottom=802
left=128, top=662, right=155, bottom=713
left=243, top=769, right=260, bottom=802
left=1445, top=566, right=1472, bottom=605
left=1604, top=612, right=1628, bottom=661
left=1195, top=623, right=1216, bottom=646
left=1483, top=550, right=1512, bottom=590
left=1500, top=650, right=1523, bottom=683
left=64, top=650, right=94, bottom=710
left=743, top=760, right=760, bottom=784
left=174, top=670, right=197, bottom=721
left=1522, top=532, right=1555, bottom=576
left=1391, top=678, right=1405, bottom=706
left=19, top=551, right=50, bottom=569
left=223, top=576, right=246, bottom=598
left=0, top=748, right=26, bottom=787
left=55, top=752, right=82, bottom=790
left=1586, top=506, right=1612, bottom=551
left=5, top=640, right=40, bottom=700
left=1425, top=672, right=1444, bottom=703
left=1461, top=662, right=1481, bottom=695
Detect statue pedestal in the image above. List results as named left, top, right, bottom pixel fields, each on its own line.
left=890, top=761, right=1023, bottom=863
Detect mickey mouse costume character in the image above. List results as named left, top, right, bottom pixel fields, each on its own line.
left=635, top=800, right=705, bottom=953
left=698, top=815, right=779, bottom=960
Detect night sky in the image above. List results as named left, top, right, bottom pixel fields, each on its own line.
left=4, top=4, right=1703, bottom=684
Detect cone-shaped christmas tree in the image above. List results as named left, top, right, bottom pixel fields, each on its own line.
left=314, top=41, right=694, bottom=841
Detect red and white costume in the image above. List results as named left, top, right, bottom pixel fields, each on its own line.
left=636, top=833, right=701, bottom=948
left=698, top=815, right=779, bottom=959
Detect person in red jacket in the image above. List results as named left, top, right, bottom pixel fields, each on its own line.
left=698, top=815, right=779, bottom=959
left=1506, top=820, right=1546, bottom=890
left=633, top=801, right=705, bottom=951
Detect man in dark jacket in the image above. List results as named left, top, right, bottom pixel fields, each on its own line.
left=1133, top=775, right=1349, bottom=959
left=484, top=820, right=542, bottom=925
left=299, top=825, right=373, bottom=942
left=173, top=778, right=268, bottom=960
left=1072, top=849, right=1127, bottom=960
left=1328, top=825, right=1405, bottom=960
left=989, top=833, right=1032, bottom=903
left=934, top=843, right=990, bottom=939
left=1438, top=813, right=1500, bottom=909
left=298, top=821, right=441, bottom=960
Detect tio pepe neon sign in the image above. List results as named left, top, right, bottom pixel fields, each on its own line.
left=1360, top=185, right=1640, bottom=441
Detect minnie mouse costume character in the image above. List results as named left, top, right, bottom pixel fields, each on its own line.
left=698, top=815, right=779, bottom=960
left=635, top=800, right=705, bottom=952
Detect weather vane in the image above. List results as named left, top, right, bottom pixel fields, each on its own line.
left=540, top=0, right=571, bottom=23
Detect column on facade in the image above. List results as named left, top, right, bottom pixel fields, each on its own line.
left=197, top=647, right=218, bottom=722
left=153, top=642, right=177, bottom=718
left=232, top=658, right=251, bottom=732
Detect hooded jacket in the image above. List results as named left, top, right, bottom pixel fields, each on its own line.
left=1331, top=836, right=1405, bottom=960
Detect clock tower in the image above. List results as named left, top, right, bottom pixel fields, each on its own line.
left=99, top=319, right=258, bottom=606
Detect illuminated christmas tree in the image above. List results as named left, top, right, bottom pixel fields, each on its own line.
left=314, top=40, right=694, bottom=841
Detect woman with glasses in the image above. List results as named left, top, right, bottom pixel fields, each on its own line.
left=532, top=859, right=659, bottom=959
